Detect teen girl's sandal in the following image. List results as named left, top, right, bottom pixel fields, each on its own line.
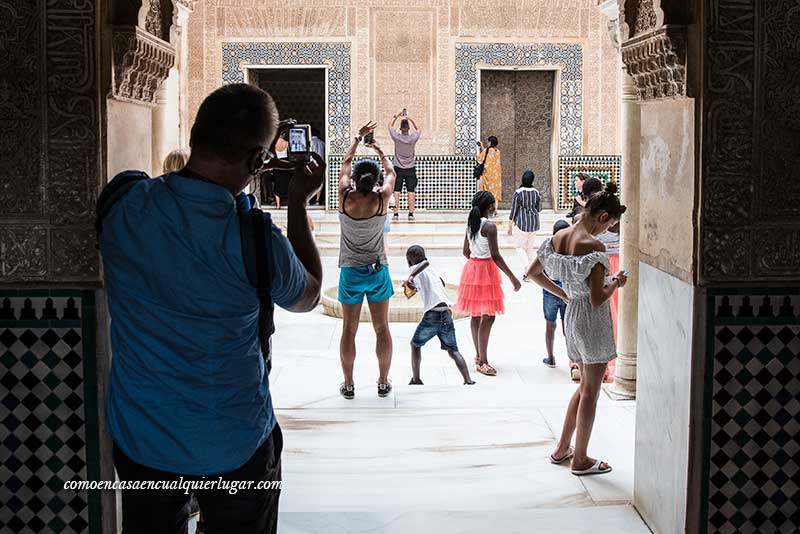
left=477, top=363, right=497, bottom=376
left=570, top=367, right=581, bottom=382
left=571, top=460, right=612, bottom=476
left=549, top=447, right=574, bottom=465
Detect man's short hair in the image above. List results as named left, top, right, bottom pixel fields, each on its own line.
left=400, top=119, right=409, bottom=130
left=190, top=83, right=278, bottom=162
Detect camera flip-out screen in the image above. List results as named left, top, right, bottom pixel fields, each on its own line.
left=287, top=125, right=312, bottom=161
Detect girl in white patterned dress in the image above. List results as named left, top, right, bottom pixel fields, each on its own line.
left=525, top=181, right=628, bottom=476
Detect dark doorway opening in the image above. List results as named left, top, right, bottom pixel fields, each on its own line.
left=251, top=68, right=326, bottom=139
left=250, top=67, right=327, bottom=207
left=479, top=69, right=556, bottom=209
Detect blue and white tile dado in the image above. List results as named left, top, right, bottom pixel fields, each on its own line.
left=221, top=42, right=352, bottom=154
left=454, top=42, right=584, bottom=156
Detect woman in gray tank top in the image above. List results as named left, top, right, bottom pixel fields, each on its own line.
left=337, top=122, right=398, bottom=400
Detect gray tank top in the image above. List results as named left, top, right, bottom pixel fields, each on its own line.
left=338, top=191, right=387, bottom=268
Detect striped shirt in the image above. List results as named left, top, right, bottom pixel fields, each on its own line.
left=509, top=187, right=541, bottom=232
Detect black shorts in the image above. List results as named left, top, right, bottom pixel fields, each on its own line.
left=273, top=170, right=291, bottom=199
left=113, top=424, right=283, bottom=534
left=394, top=167, right=418, bottom=193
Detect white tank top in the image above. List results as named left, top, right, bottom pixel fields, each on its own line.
left=468, top=218, right=491, bottom=259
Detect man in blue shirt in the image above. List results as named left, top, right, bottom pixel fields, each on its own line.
left=100, top=83, right=324, bottom=534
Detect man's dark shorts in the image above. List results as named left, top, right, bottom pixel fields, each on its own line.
left=394, top=167, right=418, bottom=193
left=543, top=291, right=567, bottom=323
left=411, top=309, right=459, bottom=352
left=113, top=424, right=283, bottom=534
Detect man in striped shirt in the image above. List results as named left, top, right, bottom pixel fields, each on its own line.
left=507, top=170, right=542, bottom=262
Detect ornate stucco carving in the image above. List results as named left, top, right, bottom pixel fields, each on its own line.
left=111, top=26, right=175, bottom=105
left=633, top=0, right=658, bottom=35
left=144, top=0, right=173, bottom=42
left=699, top=0, right=800, bottom=283
left=1, top=0, right=102, bottom=284
left=621, top=25, right=686, bottom=100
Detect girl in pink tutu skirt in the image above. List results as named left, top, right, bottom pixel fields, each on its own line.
left=455, top=191, right=521, bottom=376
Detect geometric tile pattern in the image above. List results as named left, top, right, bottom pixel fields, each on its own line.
left=0, top=291, right=98, bottom=534
left=455, top=42, right=583, bottom=156
left=556, top=155, right=622, bottom=211
left=706, top=292, right=800, bottom=534
left=221, top=42, right=352, bottom=154
left=327, top=155, right=478, bottom=211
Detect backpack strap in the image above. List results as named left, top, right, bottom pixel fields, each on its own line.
left=238, top=201, right=275, bottom=374
left=95, top=170, right=150, bottom=239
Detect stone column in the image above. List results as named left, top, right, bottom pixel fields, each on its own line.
left=151, top=84, right=171, bottom=175
left=609, top=72, right=640, bottom=399
left=150, top=1, right=192, bottom=176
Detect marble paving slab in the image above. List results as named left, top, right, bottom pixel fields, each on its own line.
left=240, top=244, right=650, bottom=533
left=275, top=506, right=651, bottom=534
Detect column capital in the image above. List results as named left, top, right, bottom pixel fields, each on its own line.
left=621, top=25, right=687, bottom=101
left=111, top=26, right=176, bottom=105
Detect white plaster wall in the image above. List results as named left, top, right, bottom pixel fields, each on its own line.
left=634, top=262, right=694, bottom=534
left=639, top=98, right=696, bottom=283
left=106, top=99, right=153, bottom=178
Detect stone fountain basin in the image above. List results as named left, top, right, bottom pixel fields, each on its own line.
left=321, top=281, right=468, bottom=322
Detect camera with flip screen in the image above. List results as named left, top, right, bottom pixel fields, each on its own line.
left=286, top=124, right=312, bottom=162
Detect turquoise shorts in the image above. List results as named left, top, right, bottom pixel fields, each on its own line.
left=338, top=265, right=394, bottom=305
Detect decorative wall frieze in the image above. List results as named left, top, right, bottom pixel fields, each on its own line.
left=111, top=25, right=175, bottom=105
left=621, top=25, right=686, bottom=100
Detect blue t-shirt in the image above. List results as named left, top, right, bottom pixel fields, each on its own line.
left=100, top=173, right=307, bottom=475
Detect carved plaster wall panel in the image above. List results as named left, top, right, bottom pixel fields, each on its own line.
left=0, top=226, right=48, bottom=278
left=0, top=0, right=102, bottom=285
left=455, top=1, right=586, bottom=38
left=700, top=0, right=800, bottom=283
left=0, top=1, right=42, bottom=217
left=186, top=0, right=620, bottom=157
left=371, top=8, right=435, bottom=150
left=217, top=6, right=348, bottom=37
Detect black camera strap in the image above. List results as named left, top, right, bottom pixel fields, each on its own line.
left=95, top=170, right=150, bottom=241
left=247, top=207, right=275, bottom=373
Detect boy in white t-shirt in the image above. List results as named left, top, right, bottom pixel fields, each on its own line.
left=403, top=246, right=475, bottom=385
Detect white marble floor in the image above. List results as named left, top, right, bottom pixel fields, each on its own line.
left=193, top=247, right=647, bottom=533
